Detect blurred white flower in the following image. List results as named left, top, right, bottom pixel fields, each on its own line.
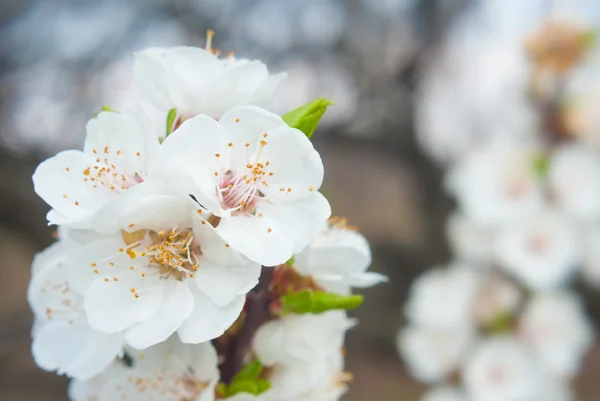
left=445, top=138, right=543, bottom=226
left=397, top=325, right=474, bottom=383
left=472, top=275, right=521, bottom=327
left=419, top=386, right=467, bottom=401
left=549, top=143, right=600, bottom=221
left=253, top=311, right=353, bottom=369
left=293, top=219, right=387, bottom=294
left=446, top=212, right=495, bottom=265
left=404, top=264, right=480, bottom=328
left=518, top=292, right=593, bottom=377
left=134, top=45, right=286, bottom=118
left=494, top=209, right=581, bottom=290
left=581, top=225, right=600, bottom=287
left=462, top=336, right=543, bottom=401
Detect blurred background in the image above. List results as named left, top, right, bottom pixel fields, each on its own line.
left=2, top=0, right=600, bottom=400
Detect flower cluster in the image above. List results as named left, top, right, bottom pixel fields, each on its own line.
left=401, top=5, right=600, bottom=401
left=28, top=33, right=386, bottom=401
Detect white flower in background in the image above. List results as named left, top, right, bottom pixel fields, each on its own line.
left=549, top=143, right=600, bottom=221
left=537, top=378, right=575, bottom=401
left=28, top=240, right=124, bottom=380
left=445, top=138, right=543, bottom=226
left=253, top=311, right=353, bottom=369
left=404, top=264, right=480, bottom=329
left=581, top=225, right=600, bottom=287
left=134, top=39, right=286, bottom=118
left=518, top=292, right=593, bottom=377
left=293, top=218, right=387, bottom=294
left=32, top=109, right=159, bottom=227
left=68, top=363, right=127, bottom=401
left=147, top=106, right=330, bottom=266
left=73, top=199, right=260, bottom=348
left=446, top=212, right=496, bottom=265
left=264, top=351, right=349, bottom=401
left=398, top=325, right=473, bottom=383
left=472, top=275, right=521, bottom=327
left=494, top=209, right=580, bottom=290
left=462, top=336, right=543, bottom=401
left=70, top=338, right=219, bottom=401
left=420, top=386, right=467, bottom=401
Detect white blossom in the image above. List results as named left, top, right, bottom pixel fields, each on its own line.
left=144, top=106, right=330, bottom=266
left=445, top=138, right=543, bottom=226
left=404, top=264, right=480, bottom=329
left=72, top=199, right=260, bottom=348
left=70, top=338, right=219, bottom=401
left=28, top=239, right=124, bottom=380
left=32, top=109, right=159, bottom=227
left=548, top=143, right=600, bottom=221
left=494, top=209, right=581, bottom=290
left=462, top=336, right=543, bottom=401
left=581, top=224, right=600, bottom=287
left=518, top=292, right=593, bottom=377
left=253, top=311, right=353, bottom=369
left=446, top=212, right=496, bottom=265
left=397, top=325, right=473, bottom=383
left=134, top=44, right=286, bottom=118
left=293, top=219, right=387, bottom=294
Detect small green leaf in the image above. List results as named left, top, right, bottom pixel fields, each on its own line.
left=282, top=98, right=333, bottom=138
left=101, top=105, right=119, bottom=113
left=285, top=255, right=295, bottom=266
left=166, top=108, right=178, bottom=137
left=233, top=360, right=262, bottom=381
left=281, top=290, right=363, bottom=315
left=228, top=379, right=271, bottom=396
left=532, top=154, right=550, bottom=178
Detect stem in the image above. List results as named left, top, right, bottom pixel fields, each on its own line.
left=219, top=265, right=274, bottom=383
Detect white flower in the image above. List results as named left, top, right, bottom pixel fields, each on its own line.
left=28, top=240, right=124, bottom=380
left=32, top=109, right=159, bottom=227
left=146, top=106, right=330, bottom=266
left=293, top=218, right=387, bottom=294
left=472, top=275, right=522, bottom=327
left=264, top=351, right=348, bottom=401
left=404, top=264, right=480, bottom=329
left=253, top=311, right=353, bottom=369
left=548, top=143, right=600, bottom=220
left=70, top=337, right=219, bottom=401
left=72, top=198, right=261, bottom=348
left=518, top=292, right=593, bottom=377
left=134, top=44, right=286, bottom=118
left=446, top=212, right=496, bottom=265
left=537, top=378, right=575, bottom=401
left=445, top=138, right=543, bottom=226
left=462, top=336, right=543, bottom=401
left=494, top=209, right=580, bottom=290
left=420, top=386, right=467, bottom=401
left=397, top=325, right=474, bottom=383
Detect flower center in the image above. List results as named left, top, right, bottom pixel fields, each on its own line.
left=83, top=147, right=142, bottom=193
left=124, top=229, right=200, bottom=281
left=217, top=141, right=272, bottom=215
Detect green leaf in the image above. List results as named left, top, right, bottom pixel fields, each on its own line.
left=532, top=154, right=550, bottom=178
left=285, top=255, right=295, bottom=266
left=233, top=360, right=262, bottom=381
left=101, top=105, right=119, bottom=113
left=281, top=290, right=363, bottom=315
left=282, top=98, right=333, bottom=138
left=166, top=108, right=177, bottom=137
left=227, top=379, right=271, bottom=396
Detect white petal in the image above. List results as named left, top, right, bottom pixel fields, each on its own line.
left=258, top=125, right=324, bottom=202
left=178, top=290, right=245, bottom=344
left=216, top=214, right=294, bottom=266
left=194, top=259, right=260, bottom=307
left=219, top=106, right=286, bottom=174
left=33, top=150, right=111, bottom=224
left=125, top=281, right=194, bottom=350
left=133, top=47, right=172, bottom=110
left=259, top=192, right=331, bottom=253
left=192, top=214, right=247, bottom=266
left=84, top=270, right=164, bottom=333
